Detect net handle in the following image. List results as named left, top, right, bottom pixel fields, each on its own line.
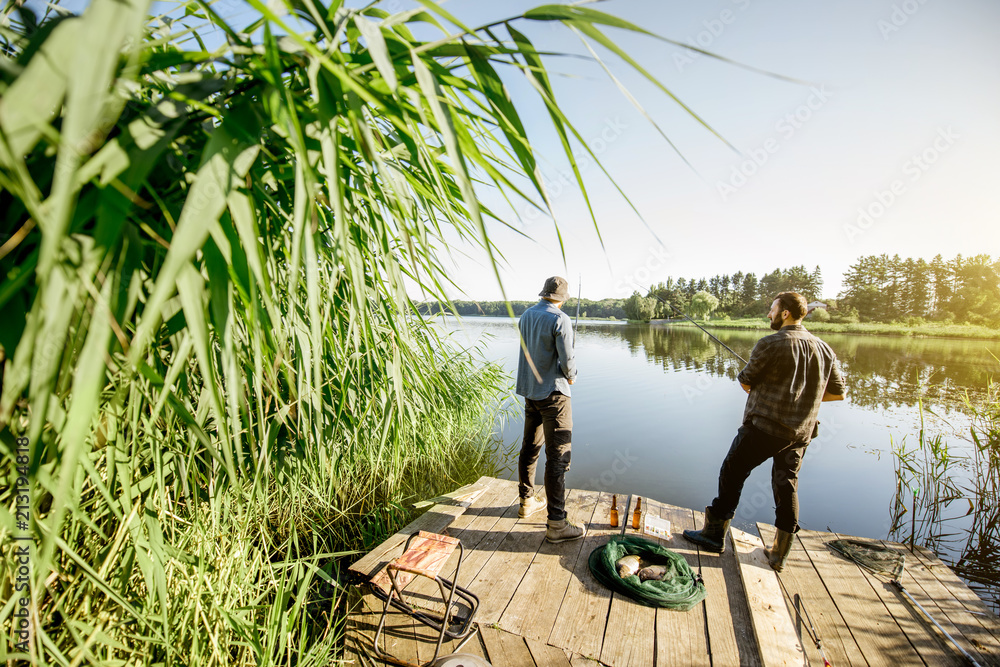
left=828, top=540, right=981, bottom=666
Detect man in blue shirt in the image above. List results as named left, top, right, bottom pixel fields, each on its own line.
left=516, top=276, right=584, bottom=543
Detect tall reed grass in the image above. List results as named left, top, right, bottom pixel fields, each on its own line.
left=890, top=384, right=1000, bottom=610
left=0, top=0, right=734, bottom=662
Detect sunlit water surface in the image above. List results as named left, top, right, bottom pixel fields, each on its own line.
left=438, top=317, right=998, bottom=554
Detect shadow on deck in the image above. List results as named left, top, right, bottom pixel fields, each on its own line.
left=344, top=476, right=1000, bottom=666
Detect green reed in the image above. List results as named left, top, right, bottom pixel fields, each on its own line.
left=0, top=0, right=736, bottom=662
left=890, top=384, right=1000, bottom=609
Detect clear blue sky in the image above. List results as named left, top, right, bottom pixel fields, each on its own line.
left=411, top=0, right=1000, bottom=302
left=39, top=0, right=999, bottom=302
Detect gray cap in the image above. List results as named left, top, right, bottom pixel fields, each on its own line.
left=539, top=276, right=570, bottom=302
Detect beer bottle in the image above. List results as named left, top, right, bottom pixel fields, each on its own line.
left=632, top=496, right=642, bottom=530
left=610, top=495, right=619, bottom=527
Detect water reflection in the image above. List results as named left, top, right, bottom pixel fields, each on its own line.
left=439, top=316, right=998, bottom=547
left=606, top=323, right=996, bottom=414
left=442, top=316, right=1000, bottom=606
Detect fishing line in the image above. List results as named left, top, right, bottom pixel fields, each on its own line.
left=630, top=283, right=748, bottom=365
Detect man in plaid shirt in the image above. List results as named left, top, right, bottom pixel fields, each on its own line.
left=683, top=292, right=845, bottom=571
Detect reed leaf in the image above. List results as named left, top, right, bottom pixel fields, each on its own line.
left=0, top=0, right=732, bottom=662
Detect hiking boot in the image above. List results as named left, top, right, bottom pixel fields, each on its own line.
left=682, top=506, right=732, bottom=554
left=764, top=528, right=794, bottom=572
left=518, top=495, right=546, bottom=519
left=546, top=518, right=585, bottom=543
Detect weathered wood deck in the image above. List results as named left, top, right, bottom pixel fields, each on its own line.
left=344, top=476, right=1000, bottom=666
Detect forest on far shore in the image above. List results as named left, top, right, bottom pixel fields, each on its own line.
left=417, top=253, right=1000, bottom=327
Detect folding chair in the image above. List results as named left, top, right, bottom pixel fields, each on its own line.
left=368, top=531, right=480, bottom=667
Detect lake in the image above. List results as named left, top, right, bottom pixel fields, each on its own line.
left=440, top=316, right=1000, bottom=592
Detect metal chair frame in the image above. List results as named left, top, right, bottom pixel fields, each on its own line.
left=370, top=532, right=480, bottom=667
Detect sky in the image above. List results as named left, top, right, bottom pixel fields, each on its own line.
left=29, top=0, right=998, bottom=302
left=403, top=0, right=1000, bottom=302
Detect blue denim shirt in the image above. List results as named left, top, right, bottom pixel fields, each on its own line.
left=515, top=299, right=577, bottom=400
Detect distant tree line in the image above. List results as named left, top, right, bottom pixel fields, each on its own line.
left=418, top=255, right=1000, bottom=327
left=624, top=265, right=823, bottom=321
left=416, top=298, right=629, bottom=319
left=838, top=254, right=1000, bottom=325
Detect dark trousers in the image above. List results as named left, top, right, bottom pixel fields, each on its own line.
left=518, top=392, right=572, bottom=521
left=709, top=422, right=808, bottom=534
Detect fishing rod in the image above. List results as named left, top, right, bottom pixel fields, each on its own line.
left=631, top=283, right=748, bottom=365
left=574, top=275, right=582, bottom=347
left=795, top=593, right=831, bottom=667
left=891, top=579, right=981, bottom=667
left=777, top=573, right=831, bottom=666
left=828, top=539, right=982, bottom=667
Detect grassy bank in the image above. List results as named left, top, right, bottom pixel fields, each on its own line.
left=1, top=298, right=513, bottom=665
left=0, top=2, right=570, bottom=662
left=660, top=318, right=1000, bottom=340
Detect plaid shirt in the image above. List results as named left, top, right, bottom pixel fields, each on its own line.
left=737, top=324, right=845, bottom=443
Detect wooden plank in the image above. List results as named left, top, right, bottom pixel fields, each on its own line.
left=690, top=508, right=757, bottom=667
left=419, top=625, right=492, bottom=663
left=460, top=630, right=492, bottom=660
left=908, top=543, right=1000, bottom=639
left=443, top=490, right=525, bottom=595
left=880, top=540, right=999, bottom=666
left=480, top=626, right=537, bottom=667
left=757, top=523, right=868, bottom=667
left=402, top=478, right=520, bottom=608
left=731, top=526, right=804, bottom=666
left=413, top=479, right=491, bottom=509
left=599, top=494, right=657, bottom=667
left=350, top=476, right=498, bottom=578
left=360, top=479, right=519, bottom=661
left=499, top=488, right=602, bottom=639
left=468, top=489, right=554, bottom=625
left=397, top=480, right=526, bottom=633
left=719, top=527, right=763, bottom=667
left=342, top=587, right=375, bottom=667
left=525, top=636, right=573, bottom=667
left=828, top=532, right=965, bottom=667
left=569, top=654, right=604, bottom=667
left=656, top=504, right=710, bottom=667
left=441, top=477, right=519, bottom=536
left=343, top=588, right=423, bottom=666
left=406, top=618, right=490, bottom=665
left=796, top=529, right=925, bottom=665
left=546, top=492, right=628, bottom=659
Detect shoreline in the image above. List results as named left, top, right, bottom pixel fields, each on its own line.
left=443, top=314, right=1000, bottom=341
left=651, top=318, right=1000, bottom=342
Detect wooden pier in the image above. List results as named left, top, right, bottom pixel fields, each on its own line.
left=344, top=476, right=1000, bottom=666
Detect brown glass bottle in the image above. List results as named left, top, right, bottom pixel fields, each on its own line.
left=632, top=496, right=642, bottom=530
left=610, top=495, right=619, bottom=527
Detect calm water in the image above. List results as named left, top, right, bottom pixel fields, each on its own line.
left=439, top=317, right=999, bottom=545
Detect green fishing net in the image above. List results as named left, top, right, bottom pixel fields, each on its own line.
left=588, top=536, right=706, bottom=611
left=827, top=539, right=904, bottom=580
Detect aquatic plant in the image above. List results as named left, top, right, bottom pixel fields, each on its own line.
left=0, top=0, right=725, bottom=662
left=890, top=385, right=1000, bottom=610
